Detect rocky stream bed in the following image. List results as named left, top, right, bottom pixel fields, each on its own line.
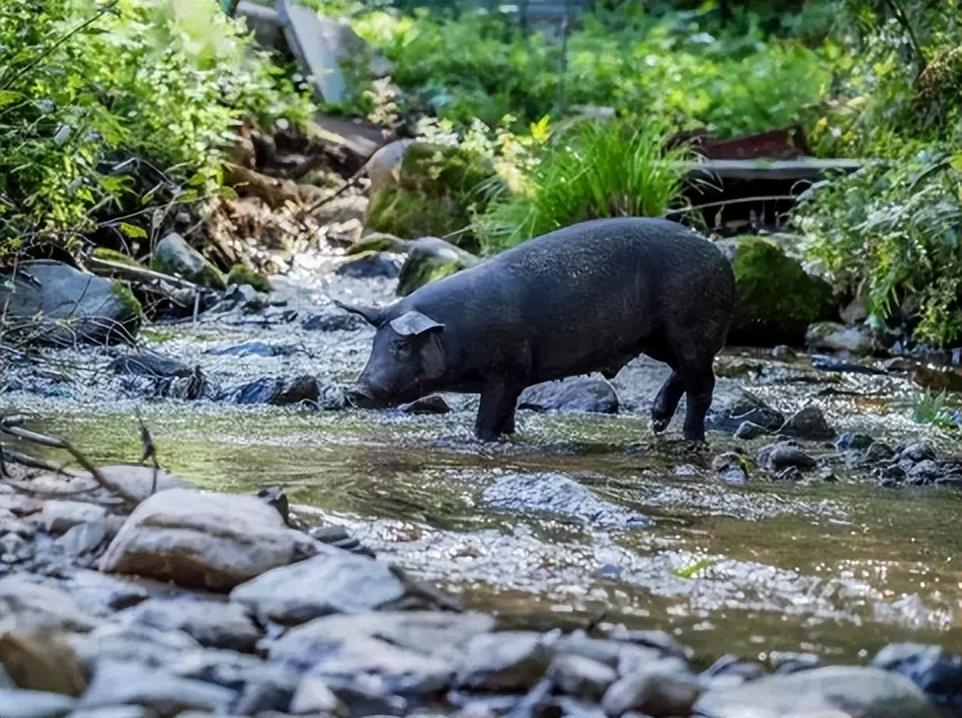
left=2, top=250, right=962, bottom=718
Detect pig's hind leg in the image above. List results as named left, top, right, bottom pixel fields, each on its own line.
left=665, top=333, right=717, bottom=442
left=651, top=370, right=684, bottom=433
left=475, top=381, right=523, bottom=441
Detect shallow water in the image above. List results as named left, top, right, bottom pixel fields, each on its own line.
left=7, top=259, right=962, bottom=665
left=21, top=399, right=962, bottom=665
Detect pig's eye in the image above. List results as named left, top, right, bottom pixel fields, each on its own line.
left=392, top=339, right=411, bottom=356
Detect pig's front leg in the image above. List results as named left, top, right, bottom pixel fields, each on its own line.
left=475, top=381, right=523, bottom=441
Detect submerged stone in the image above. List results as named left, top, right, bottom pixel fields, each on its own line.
left=482, top=473, right=649, bottom=529
left=519, top=376, right=619, bottom=414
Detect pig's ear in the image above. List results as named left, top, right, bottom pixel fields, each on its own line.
left=333, top=299, right=386, bottom=327
left=389, top=310, right=444, bottom=337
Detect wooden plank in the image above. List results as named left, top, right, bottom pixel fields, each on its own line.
left=685, top=159, right=866, bottom=182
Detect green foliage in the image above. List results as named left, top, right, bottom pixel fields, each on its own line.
left=0, top=0, right=312, bottom=258
left=91, top=247, right=145, bottom=267
left=477, top=119, right=691, bottom=252
left=796, top=153, right=962, bottom=346
left=906, top=390, right=960, bottom=432
left=349, top=6, right=831, bottom=137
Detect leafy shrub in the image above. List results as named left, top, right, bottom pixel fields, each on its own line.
left=796, top=151, right=962, bottom=346
left=0, top=0, right=312, bottom=258
left=476, top=119, right=692, bottom=252
left=345, top=5, right=830, bottom=137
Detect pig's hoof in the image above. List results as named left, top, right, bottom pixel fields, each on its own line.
left=651, top=415, right=671, bottom=434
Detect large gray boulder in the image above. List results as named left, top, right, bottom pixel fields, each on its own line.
left=99, top=489, right=320, bottom=590
left=0, top=575, right=99, bottom=633
left=693, top=666, right=940, bottom=718
left=0, top=260, right=141, bottom=346
left=230, top=547, right=406, bottom=625
left=396, top=237, right=480, bottom=296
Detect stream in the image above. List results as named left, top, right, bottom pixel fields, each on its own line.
left=6, top=254, right=962, bottom=667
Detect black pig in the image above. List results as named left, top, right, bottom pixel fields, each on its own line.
left=337, top=218, right=735, bottom=441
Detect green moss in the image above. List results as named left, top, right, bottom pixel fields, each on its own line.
left=110, top=281, right=143, bottom=337
left=347, top=233, right=409, bottom=255
left=396, top=238, right=479, bottom=296
left=92, top=247, right=144, bottom=268
left=366, top=187, right=467, bottom=243
left=227, top=263, right=271, bottom=292
left=726, top=236, right=835, bottom=346
left=364, top=144, right=501, bottom=253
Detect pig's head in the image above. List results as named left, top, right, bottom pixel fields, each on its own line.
left=336, top=300, right=447, bottom=408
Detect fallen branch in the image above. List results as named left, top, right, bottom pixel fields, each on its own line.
left=0, top=416, right=140, bottom=505
left=84, top=256, right=202, bottom=308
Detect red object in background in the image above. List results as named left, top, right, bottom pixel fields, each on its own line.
left=671, top=125, right=813, bottom=160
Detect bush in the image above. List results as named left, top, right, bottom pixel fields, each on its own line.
left=0, top=0, right=312, bottom=259
left=476, top=119, right=692, bottom=252
left=796, top=151, right=962, bottom=346
left=347, top=5, right=831, bottom=137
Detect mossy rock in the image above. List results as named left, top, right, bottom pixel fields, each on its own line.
left=92, top=247, right=145, bottom=268
left=111, top=281, right=144, bottom=335
left=364, top=143, right=501, bottom=253
left=397, top=237, right=479, bottom=296
left=720, top=236, right=835, bottom=346
left=152, top=232, right=227, bottom=290
left=227, top=263, right=271, bottom=293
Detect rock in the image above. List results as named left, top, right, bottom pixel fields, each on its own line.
left=109, top=353, right=191, bottom=378
left=365, top=144, right=499, bottom=253
left=700, top=655, right=767, bottom=691
left=706, top=390, right=785, bottom=434
left=519, top=376, right=619, bottom=414
left=806, top=321, right=876, bottom=355
left=115, top=598, right=261, bottom=652
left=151, top=233, right=226, bottom=289
left=277, top=4, right=390, bottom=104
left=268, top=611, right=493, bottom=673
left=99, top=489, right=320, bottom=590
left=757, top=442, right=817, bottom=472
left=899, top=441, right=937, bottom=463
left=906, top=460, right=942, bottom=484
left=602, top=660, right=701, bottom=717
left=166, top=647, right=299, bottom=713
left=717, top=236, right=835, bottom=346
left=57, top=519, right=109, bottom=557
left=0, top=630, right=86, bottom=696
left=68, top=707, right=152, bottom=718
left=548, top=654, right=618, bottom=699
left=458, top=632, right=554, bottom=692
left=482, top=473, right=649, bottom=529
left=66, top=623, right=201, bottom=673
left=57, top=570, right=148, bottom=614
left=601, top=627, right=694, bottom=662
left=398, top=395, right=451, bottom=414
left=0, top=689, right=76, bottom=718
left=711, top=452, right=749, bottom=485
left=872, top=643, right=962, bottom=713
left=226, top=263, right=271, bottom=293
left=301, top=311, right=364, bottom=332
left=836, top=432, right=875, bottom=451
left=85, top=465, right=189, bottom=504
left=229, top=546, right=406, bottom=625
left=41, top=501, right=108, bottom=535
left=396, top=236, right=480, bottom=296
left=210, top=341, right=299, bottom=358
left=0, top=575, right=98, bottom=633
left=289, top=676, right=343, bottom=715
left=771, top=344, right=797, bottom=359
left=226, top=375, right=342, bottom=407
left=734, top=421, right=768, bottom=440
left=780, top=405, right=835, bottom=440
left=0, top=260, right=141, bottom=346
left=0, top=494, right=43, bottom=516
left=79, top=660, right=235, bottom=717
left=335, top=252, right=400, bottom=279
left=693, top=666, right=940, bottom=718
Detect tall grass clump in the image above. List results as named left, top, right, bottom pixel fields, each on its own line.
left=476, top=119, right=693, bottom=252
